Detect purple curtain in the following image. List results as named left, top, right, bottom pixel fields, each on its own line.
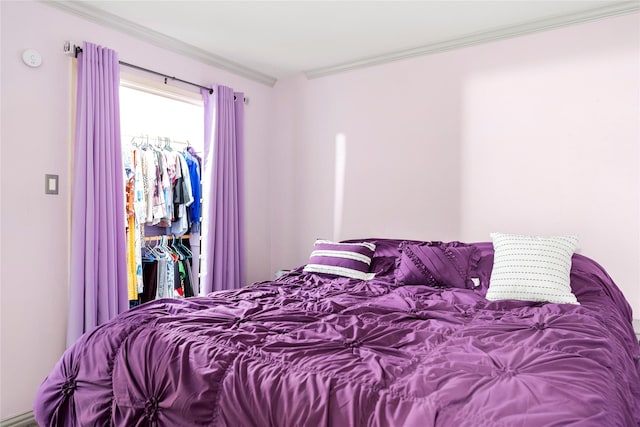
left=67, top=42, right=128, bottom=347
left=200, top=85, right=245, bottom=294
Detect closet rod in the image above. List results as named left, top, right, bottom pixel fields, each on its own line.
left=145, top=234, right=192, bottom=242
left=74, top=45, right=214, bottom=95
left=124, top=134, right=192, bottom=147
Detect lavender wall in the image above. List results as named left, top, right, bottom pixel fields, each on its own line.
left=458, top=15, right=639, bottom=314
left=0, top=0, right=272, bottom=419
left=271, top=13, right=640, bottom=316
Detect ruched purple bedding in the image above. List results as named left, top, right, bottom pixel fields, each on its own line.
left=34, top=240, right=640, bottom=426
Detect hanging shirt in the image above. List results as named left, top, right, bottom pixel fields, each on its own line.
left=158, top=150, right=179, bottom=226
left=186, top=146, right=202, bottom=174
left=151, top=149, right=168, bottom=224
left=155, top=254, right=168, bottom=299
left=132, top=148, right=147, bottom=222
left=131, top=148, right=145, bottom=294
left=124, top=151, right=138, bottom=301
left=143, top=148, right=157, bottom=224
left=178, top=153, right=194, bottom=207
left=169, top=154, right=189, bottom=236
left=183, top=151, right=202, bottom=231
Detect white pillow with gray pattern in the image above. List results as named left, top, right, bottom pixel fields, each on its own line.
left=486, top=232, right=579, bottom=305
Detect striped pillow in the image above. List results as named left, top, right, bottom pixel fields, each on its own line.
left=486, top=233, right=579, bottom=305
left=303, top=240, right=376, bottom=280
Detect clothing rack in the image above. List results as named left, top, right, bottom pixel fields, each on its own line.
left=144, top=234, right=192, bottom=242
left=125, top=134, right=193, bottom=148
left=125, top=135, right=204, bottom=161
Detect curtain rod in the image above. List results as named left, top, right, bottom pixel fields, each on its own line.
left=74, top=45, right=213, bottom=95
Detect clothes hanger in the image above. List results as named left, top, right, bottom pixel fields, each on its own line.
left=166, top=236, right=180, bottom=261
left=164, top=137, right=172, bottom=151
left=145, top=237, right=167, bottom=259
left=170, top=235, right=185, bottom=260
left=141, top=246, right=156, bottom=262
left=158, top=236, right=171, bottom=255
left=142, top=241, right=161, bottom=261
left=178, top=236, right=193, bottom=259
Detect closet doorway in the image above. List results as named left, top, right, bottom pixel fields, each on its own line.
left=119, top=76, right=205, bottom=307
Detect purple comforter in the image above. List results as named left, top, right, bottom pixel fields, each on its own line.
left=34, top=240, right=640, bottom=426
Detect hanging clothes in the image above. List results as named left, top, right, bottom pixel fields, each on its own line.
left=131, top=148, right=145, bottom=295
left=141, top=256, right=158, bottom=304
left=126, top=140, right=202, bottom=232
left=183, top=150, right=202, bottom=232
left=124, top=137, right=203, bottom=305
left=171, top=153, right=193, bottom=236
left=124, top=151, right=136, bottom=300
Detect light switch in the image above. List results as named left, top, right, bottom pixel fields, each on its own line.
left=45, top=174, right=58, bottom=195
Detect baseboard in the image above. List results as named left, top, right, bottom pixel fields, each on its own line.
left=0, top=412, right=37, bottom=427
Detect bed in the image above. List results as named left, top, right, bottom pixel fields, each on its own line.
left=34, top=236, right=640, bottom=426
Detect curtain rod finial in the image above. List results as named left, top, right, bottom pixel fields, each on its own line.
left=63, top=40, right=81, bottom=57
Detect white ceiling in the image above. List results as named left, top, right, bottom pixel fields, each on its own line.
left=47, top=1, right=639, bottom=85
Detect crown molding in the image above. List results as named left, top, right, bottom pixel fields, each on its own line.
left=40, top=0, right=278, bottom=87
left=305, top=1, right=640, bottom=79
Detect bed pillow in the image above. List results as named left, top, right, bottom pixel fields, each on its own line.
left=340, top=238, right=422, bottom=258
left=486, top=232, right=579, bottom=304
left=303, top=240, right=376, bottom=280
left=395, top=241, right=480, bottom=288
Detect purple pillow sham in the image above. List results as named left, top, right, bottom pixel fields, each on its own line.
left=340, top=238, right=419, bottom=258
left=303, top=240, right=377, bottom=280
left=395, top=241, right=481, bottom=289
